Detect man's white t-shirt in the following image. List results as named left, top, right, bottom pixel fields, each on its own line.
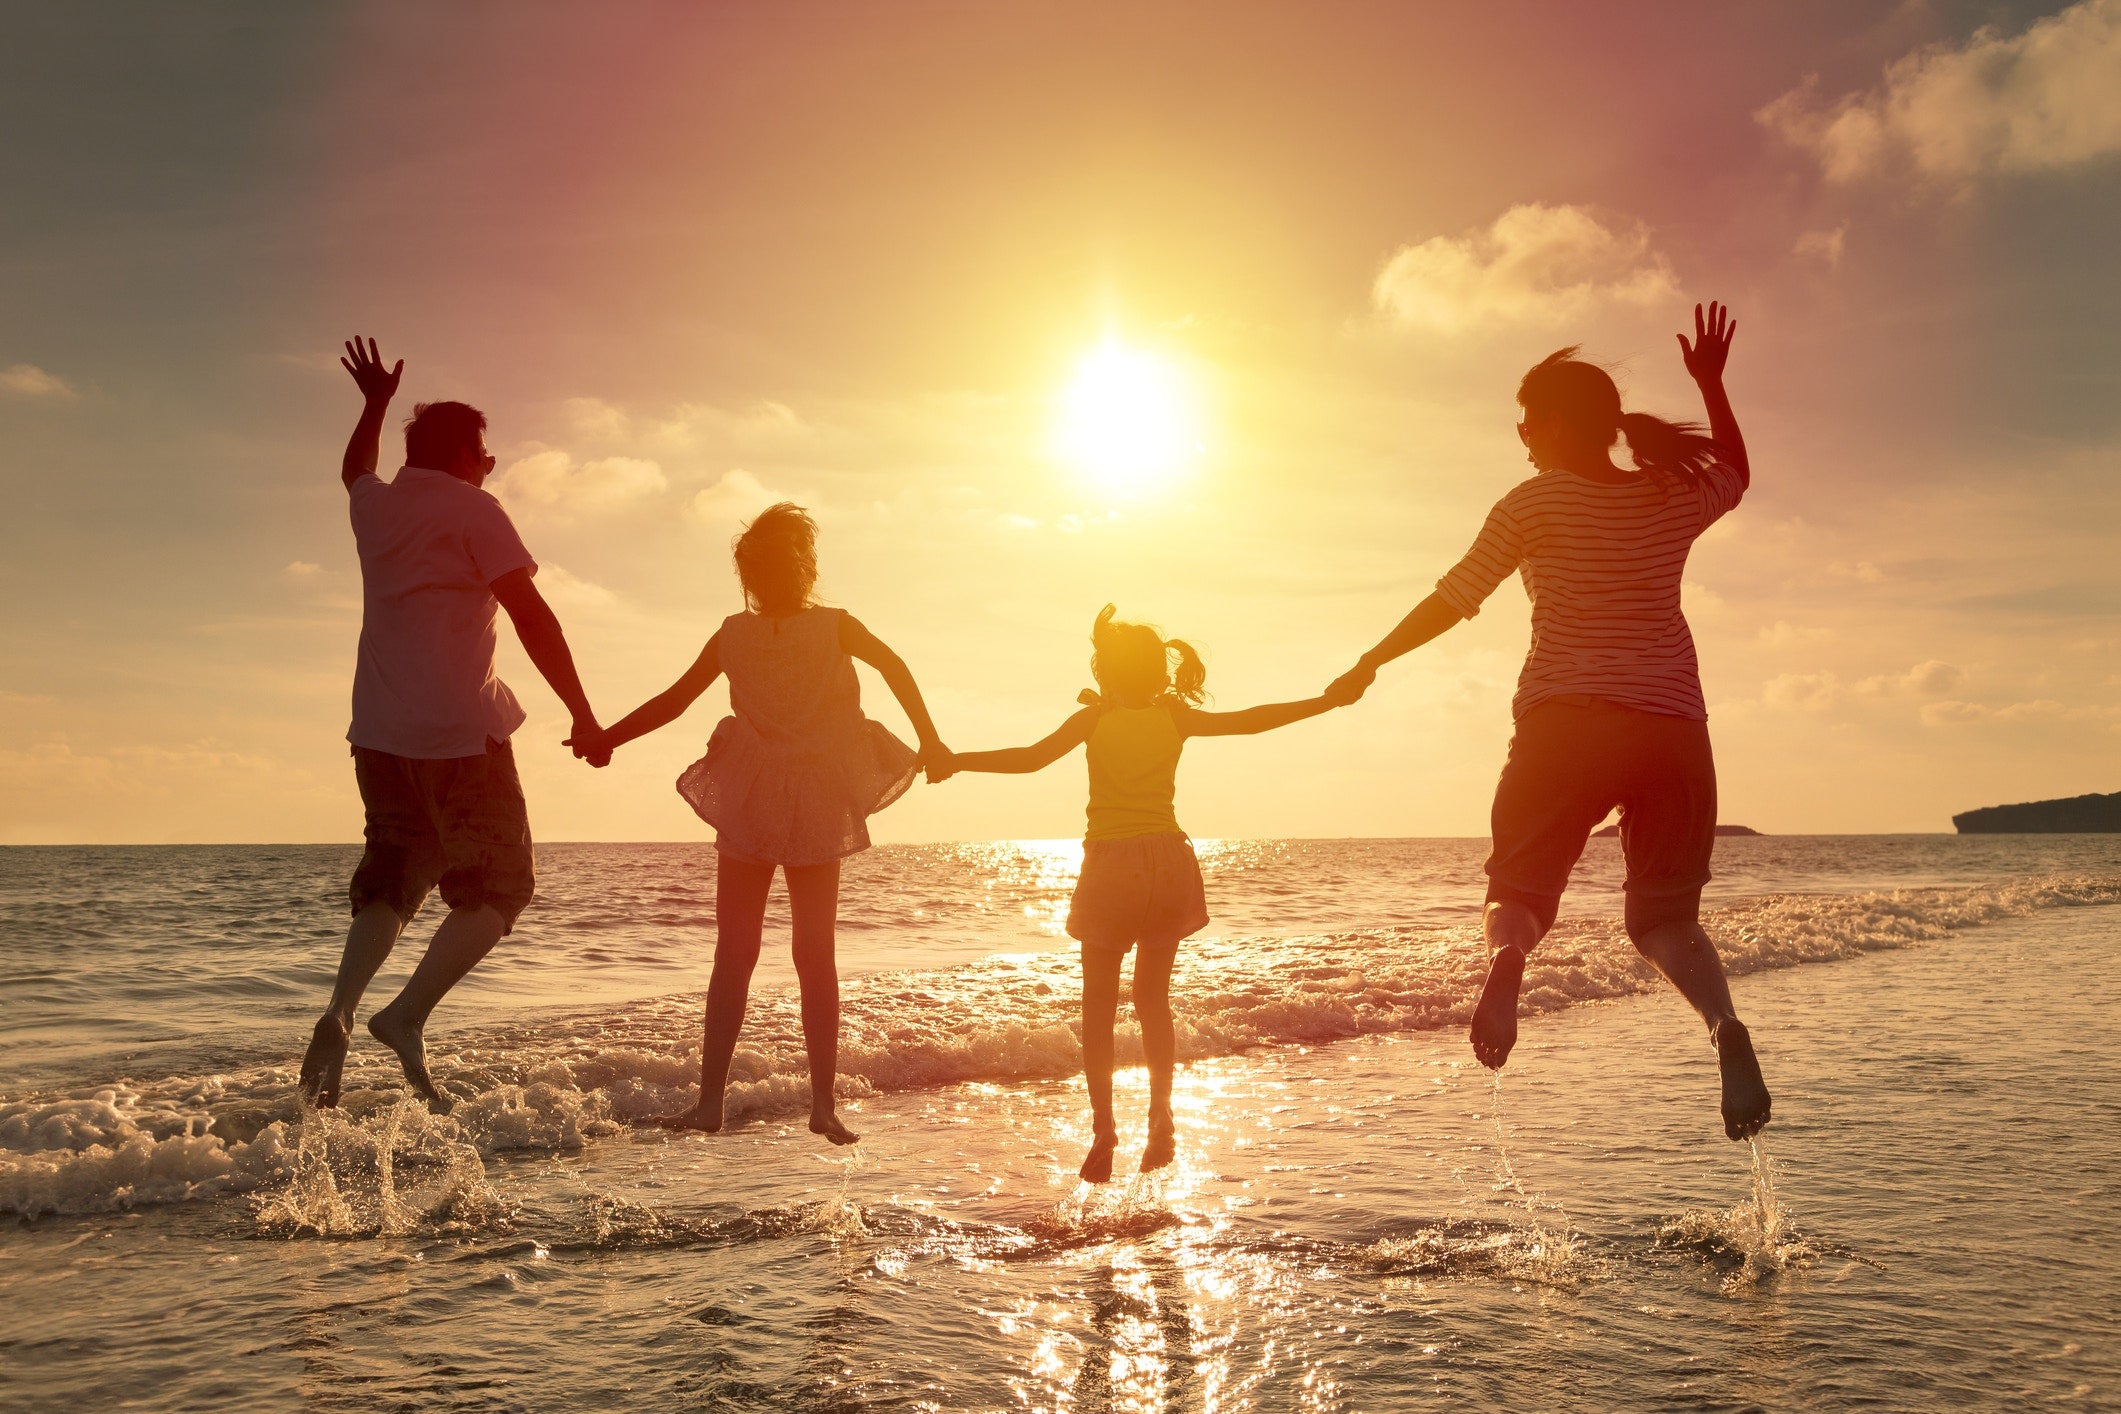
left=347, top=465, right=537, bottom=759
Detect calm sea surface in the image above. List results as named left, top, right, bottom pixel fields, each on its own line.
left=3, top=835, right=2119, bottom=1410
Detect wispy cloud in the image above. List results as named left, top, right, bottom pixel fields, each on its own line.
left=1372, top=203, right=1676, bottom=332
left=685, top=469, right=803, bottom=531
left=1759, top=0, right=2121, bottom=188
left=492, top=450, right=668, bottom=514
left=1, top=362, right=76, bottom=398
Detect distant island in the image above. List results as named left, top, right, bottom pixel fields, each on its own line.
left=1593, top=824, right=1761, bottom=838
left=1952, top=791, right=2121, bottom=833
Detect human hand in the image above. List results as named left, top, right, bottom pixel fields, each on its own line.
left=923, top=743, right=958, bottom=784
left=1677, top=301, right=1735, bottom=385
left=565, top=720, right=612, bottom=769
left=1325, top=663, right=1375, bottom=707
left=339, top=336, right=403, bottom=406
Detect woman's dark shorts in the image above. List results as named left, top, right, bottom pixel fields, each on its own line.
left=349, top=738, right=535, bottom=933
left=1485, top=695, right=1716, bottom=944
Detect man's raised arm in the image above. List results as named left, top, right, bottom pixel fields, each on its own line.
left=338, top=336, right=404, bottom=490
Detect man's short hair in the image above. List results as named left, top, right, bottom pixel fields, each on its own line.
left=404, top=401, right=488, bottom=471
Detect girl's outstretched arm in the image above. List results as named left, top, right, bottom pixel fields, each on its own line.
left=1679, top=300, right=1748, bottom=488
left=573, top=633, right=724, bottom=763
left=932, top=708, right=1098, bottom=782
left=1173, top=694, right=1341, bottom=739
left=841, top=614, right=947, bottom=758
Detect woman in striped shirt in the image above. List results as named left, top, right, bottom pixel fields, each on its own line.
left=1331, top=302, right=1770, bottom=1142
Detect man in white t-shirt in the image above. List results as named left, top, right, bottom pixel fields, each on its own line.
left=298, top=337, right=602, bottom=1113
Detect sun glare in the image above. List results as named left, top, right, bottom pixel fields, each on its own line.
left=1055, top=340, right=1199, bottom=496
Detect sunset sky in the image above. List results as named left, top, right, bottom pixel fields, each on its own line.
left=3, top=1, right=2117, bottom=844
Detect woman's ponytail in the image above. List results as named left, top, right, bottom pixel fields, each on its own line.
left=1617, top=411, right=1724, bottom=492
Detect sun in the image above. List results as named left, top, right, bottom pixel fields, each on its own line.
left=1054, top=339, right=1199, bottom=496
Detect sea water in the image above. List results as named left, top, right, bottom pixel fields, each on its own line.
left=2, top=835, right=2118, bottom=1409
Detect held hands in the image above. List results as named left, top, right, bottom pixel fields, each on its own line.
left=339, top=336, right=403, bottom=405
left=564, top=719, right=612, bottom=769
left=921, top=741, right=959, bottom=785
left=1324, top=661, right=1376, bottom=708
left=1678, top=301, right=1735, bottom=385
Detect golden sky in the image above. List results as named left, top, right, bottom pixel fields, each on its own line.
left=2, top=2, right=2118, bottom=843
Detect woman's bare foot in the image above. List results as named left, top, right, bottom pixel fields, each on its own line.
left=652, top=1101, right=725, bottom=1133
left=1470, top=944, right=1526, bottom=1070
left=298, top=1015, right=350, bottom=1109
left=1714, top=1019, right=1772, bottom=1140
left=1079, top=1127, right=1118, bottom=1184
left=810, top=1109, right=860, bottom=1146
left=366, top=1003, right=449, bottom=1113
left=1140, top=1112, right=1176, bottom=1174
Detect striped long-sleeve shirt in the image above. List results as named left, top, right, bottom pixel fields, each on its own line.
left=1435, top=463, right=1746, bottom=721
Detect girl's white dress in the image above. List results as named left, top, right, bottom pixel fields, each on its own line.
left=676, top=607, right=918, bottom=866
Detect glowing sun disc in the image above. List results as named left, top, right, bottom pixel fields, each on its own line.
left=1055, top=341, right=1198, bottom=494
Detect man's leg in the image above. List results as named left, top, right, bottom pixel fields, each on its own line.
left=658, top=853, right=774, bottom=1132
left=368, top=904, right=505, bottom=1111
left=786, top=859, right=856, bottom=1145
left=299, top=901, right=404, bottom=1107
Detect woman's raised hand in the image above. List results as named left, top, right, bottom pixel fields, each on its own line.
left=1678, top=301, right=1736, bottom=385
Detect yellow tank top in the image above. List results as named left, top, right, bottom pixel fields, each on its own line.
left=1083, top=701, right=1184, bottom=841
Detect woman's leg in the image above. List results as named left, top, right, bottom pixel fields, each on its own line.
left=1078, top=944, right=1125, bottom=1183
left=786, top=859, right=856, bottom=1145
left=658, top=852, right=774, bottom=1131
left=1470, top=897, right=1552, bottom=1069
left=1132, top=940, right=1180, bottom=1173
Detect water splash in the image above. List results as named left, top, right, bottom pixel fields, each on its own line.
left=1659, top=1133, right=1815, bottom=1294
left=1481, top=1070, right=1596, bottom=1283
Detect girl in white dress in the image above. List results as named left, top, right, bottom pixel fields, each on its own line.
left=574, top=503, right=944, bottom=1143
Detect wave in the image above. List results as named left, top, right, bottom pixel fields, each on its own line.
left=4, top=872, right=2115, bottom=1218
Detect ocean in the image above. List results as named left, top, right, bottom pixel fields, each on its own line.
left=3, top=835, right=2118, bottom=1410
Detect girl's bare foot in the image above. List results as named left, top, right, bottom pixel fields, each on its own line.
left=1140, top=1112, right=1176, bottom=1174
left=1470, top=943, right=1525, bottom=1070
left=810, top=1109, right=860, bottom=1146
left=1080, top=1127, right=1118, bottom=1184
left=366, top=1004, right=450, bottom=1113
left=1714, top=1019, right=1772, bottom=1140
left=298, top=1015, right=349, bottom=1109
left=652, top=1102, right=725, bottom=1133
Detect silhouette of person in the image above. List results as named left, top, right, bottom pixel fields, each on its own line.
left=1330, top=303, right=1771, bottom=1141
left=297, top=337, right=602, bottom=1113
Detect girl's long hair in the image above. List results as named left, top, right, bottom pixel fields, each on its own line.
left=1087, top=604, right=1206, bottom=706
left=1518, top=347, right=1725, bottom=492
left=732, top=502, right=819, bottom=615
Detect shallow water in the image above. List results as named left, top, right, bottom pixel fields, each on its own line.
left=3, top=836, right=2119, bottom=1410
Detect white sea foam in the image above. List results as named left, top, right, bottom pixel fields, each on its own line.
left=3, top=874, right=2115, bottom=1218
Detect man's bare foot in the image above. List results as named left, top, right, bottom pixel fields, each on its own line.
left=366, top=1003, right=449, bottom=1114
left=298, top=1015, right=350, bottom=1109
left=1079, top=1127, right=1118, bottom=1184
left=1714, top=1019, right=1772, bottom=1140
left=1140, top=1112, right=1176, bottom=1174
left=1470, top=944, right=1525, bottom=1070
left=810, top=1109, right=860, bottom=1146
left=652, top=1102, right=725, bottom=1133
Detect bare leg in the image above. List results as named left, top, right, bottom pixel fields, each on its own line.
left=1470, top=900, right=1544, bottom=1070
left=1629, top=917, right=1771, bottom=1140
left=656, top=854, right=772, bottom=1133
left=299, top=901, right=403, bottom=1108
left=787, top=860, right=857, bottom=1145
left=1078, top=945, right=1123, bottom=1183
left=367, top=903, right=505, bottom=1112
left=1133, top=942, right=1180, bottom=1173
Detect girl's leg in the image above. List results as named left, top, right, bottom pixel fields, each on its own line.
left=658, top=853, right=774, bottom=1131
left=786, top=860, right=856, bottom=1145
left=1132, top=940, right=1180, bottom=1173
left=1078, top=944, right=1124, bottom=1183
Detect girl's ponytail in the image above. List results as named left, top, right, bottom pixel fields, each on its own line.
left=1618, top=411, right=1724, bottom=492
left=1165, top=639, right=1207, bottom=705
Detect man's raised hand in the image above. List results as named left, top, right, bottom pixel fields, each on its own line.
left=340, top=336, right=403, bottom=406
left=1677, top=302, right=1735, bottom=385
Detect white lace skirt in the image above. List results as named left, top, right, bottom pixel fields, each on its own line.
left=676, top=715, right=918, bottom=866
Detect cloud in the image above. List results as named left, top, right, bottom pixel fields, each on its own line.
left=1920, top=698, right=2079, bottom=725
left=686, top=470, right=801, bottom=530
left=281, top=561, right=323, bottom=580
left=1793, top=225, right=1847, bottom=268
left=1, top=362, right=76, bottom=398
left=1759, top=0, right=2121, bottom=187
left=1856, top=660, right=1965, bottom=698
left=1762, top=671, right=1842, bottom=711
left=1372, top=203, right=1678, bottom=332
left=493, top=450, right=667, bottom=513
left=650, top=400, right=807, bottom=452
left=535, top=564, right=618, bottom=610
left=560, top=397, right=630, bottom=440
left=1757, top=620, right=1833, bottom=647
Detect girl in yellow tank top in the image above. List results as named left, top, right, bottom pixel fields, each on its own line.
left=930, top=605, right=1356, bottom=1184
